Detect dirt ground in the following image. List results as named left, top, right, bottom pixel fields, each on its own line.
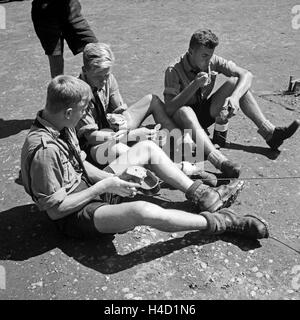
left=0, top=0, right=299, bottom=301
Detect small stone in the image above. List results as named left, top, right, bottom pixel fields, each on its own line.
left=170, top=233, right=177, bottom=238
left=256, top=272, right=263, bottom=278
left=165, top=291, right=172, bottom=297
left=224, top=259, right=229, bottom=264
left=269, top=259, right=273, bottom=263
left=270, top=210, right=277, bottom=214
left=50, top=251, right=56, bottom=256
left=249, top=250, right=254, bottom=254
left=265, top=274, right=271, bottom=280
left=200, top=261, right=207, bottom=269
left=251, top=267, right=259, bottom=273
left=122, top=288, right=130, bottom=293
left=101, top=286, right=108, bottom=291
left=236, top=277, right=243, bottom=284
left=250, top=291, right=256, bottom=297
left=124, top=293, right=134, bottom=299
left=287, top=290, right=294, bottom=294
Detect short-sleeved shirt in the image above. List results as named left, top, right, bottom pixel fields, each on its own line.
left=76, top=69, right=126, bottom=146
left=21, top=111, right=87, bottom=213
left=164, top=52, right=238, bottom=105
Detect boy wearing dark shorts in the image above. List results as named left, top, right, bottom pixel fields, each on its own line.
left=20, top=75, right=268, bottom=240
left=163, top=29, right=299, bottom=178
left=31, top=0, right=98, bottom=77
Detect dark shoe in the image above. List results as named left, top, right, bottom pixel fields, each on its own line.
left=220, top=208, right=269, bottom=239
left=186, top=179, right=244, bottom=212
left=201, top=209, right=269, bottom=239
left=220, top=160, right=241, bottom=178
left=267, top=120, right=300, bottom=150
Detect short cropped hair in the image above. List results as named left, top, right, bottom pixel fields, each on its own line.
left=46, top=75, right=93, bottom=114
left=189, top=29, right=219, bottom=50
left=83, top=42, right=115, bottom=71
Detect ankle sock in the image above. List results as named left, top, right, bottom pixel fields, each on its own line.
left=207, top=150, right=227, bottom=170
left=257, top=120, right=275, bottom=141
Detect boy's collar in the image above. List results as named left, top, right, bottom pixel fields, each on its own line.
left=35, top=110, right=61, bottom=140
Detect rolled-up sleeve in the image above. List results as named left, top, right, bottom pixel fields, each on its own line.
left=163, top=67, right=181, bottom=102
left=213, top=55, right=238, bottom=77
left=30, top=146, right=67, bottom=211
left=76, top=104, right=99, bottom=138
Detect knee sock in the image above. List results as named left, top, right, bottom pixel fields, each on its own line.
left=257, top=120, right=275, bottom=141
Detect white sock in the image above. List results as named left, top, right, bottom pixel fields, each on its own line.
left=207, top=150, right=227, bottom=170
left=257, top=120, right=275, bottom=141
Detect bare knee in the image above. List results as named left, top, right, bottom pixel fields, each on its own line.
left=129, top=201, right=155, bottom=225
left=174, top=106, right=193, bottom=118
left=174, top=106, right=198, bottom=127
left=144, top=94, right=154, bottom=104
left=131, top=201, right=160, bottom=224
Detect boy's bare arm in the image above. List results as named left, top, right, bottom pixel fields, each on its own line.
left=229, top=65, right=253, bottom=101
left=83, top=160, right=114, bottom=184
left=165, top=73, right=209, bottom=116
left=47, top=177, right=140, bottom=220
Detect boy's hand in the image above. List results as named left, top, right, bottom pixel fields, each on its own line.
left=98, top=176, right=141, bottom=198
left=127, top=127, right=157, bottom=141
left=223, top=96, right=240, bottom=118
left=112, top=129, right=129, bottom=141
left=195, top=72, right=210, bottom=87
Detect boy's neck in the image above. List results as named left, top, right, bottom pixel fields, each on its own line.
left=42, top=109, right=65, bottom=131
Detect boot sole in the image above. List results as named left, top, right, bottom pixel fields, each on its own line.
left=206, top=180, right=245, bottom=212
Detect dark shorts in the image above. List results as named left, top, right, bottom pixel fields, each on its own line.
left=190, top=97, right=215, bottom=129
left=31, top=0, right=98, bottom=55
left=54, top=166, right=121, bottom=239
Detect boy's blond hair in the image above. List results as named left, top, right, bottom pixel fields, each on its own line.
left=46, top=75, right=93, bottom=114
left=83, top=42, right=115, bottom=71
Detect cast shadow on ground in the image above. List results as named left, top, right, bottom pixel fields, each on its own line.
left=0, top=118, right=33, bottom=139
left=223, top=142, right=280, bottom=160
left=0, top=203, right=262, bottom=275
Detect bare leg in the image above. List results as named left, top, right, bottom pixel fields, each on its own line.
left=48, top=55, right=64, bottom=78
left=108, top=140, right=194, bottom=192
left=210, top=77, right=268, bottom=127
left=172, top=106, right=241, bottom=177
left=91, top=142, right=130, bottom=166
left=93, top=200, right=208, bottom=233
left=123, top=94, right=177, bottom=131
left=172, top=106, right=216, bottom=157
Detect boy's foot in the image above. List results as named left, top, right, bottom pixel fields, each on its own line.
left=186, top=179, right=244, bottom=212
left=201, top=208, right=269, bottom=239
left=220, top=160, right=241, bottom=178
left=266, top=120, right=300, bottom=150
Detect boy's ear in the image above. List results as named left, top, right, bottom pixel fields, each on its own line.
left=65, top=108, right=73, bottom=120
